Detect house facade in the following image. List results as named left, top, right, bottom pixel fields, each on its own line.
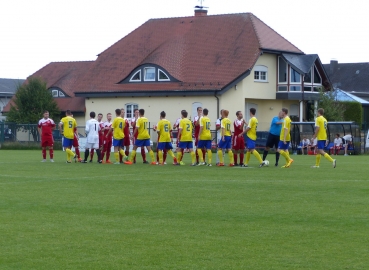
left=0, top=78, right=25, bottom=121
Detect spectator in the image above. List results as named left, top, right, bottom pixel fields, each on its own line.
left=301, top=136, right=310, bottom=155
left=342, top=134, right=353, bottom=156
left=330, top=133, right=342, bottom=155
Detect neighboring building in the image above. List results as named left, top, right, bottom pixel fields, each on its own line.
left=4, top=10, right=332, bottom=129
left=0, top=78, right=25, bottom=121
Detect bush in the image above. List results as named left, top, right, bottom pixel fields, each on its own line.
left=343, top=102, right=362, bottom=127
left=0, top=141, right=62, bottom=150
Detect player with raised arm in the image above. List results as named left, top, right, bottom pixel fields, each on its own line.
left=217, top=110, right=234, bottom=166
left=193, top=107, right=205, bottom=164
left=197, top=108, right=213, bottom=166
left=277, top=108, right=294, bottom=168
left=89, top=113, right=104, bottom=162
left=129, top=109, right=156, bottom=164
left=263, top=111, right=284, bottom=166
left=59, top=110, right=77, bottom=163
left=156, top=111, right=178, bottom=165
left=38, top=110, right=56, bottom=162
left=238, top=108, right=265, bottom=167
left=233, top=111, right=246, bottom=166
left=105, top=109, right=132, bottom=165
left=177, top=110, right=196, bottom=166
left=81, top=111, right=102, bottom=163
left=131, top=108, right=148, bottom=163
left=101, top=113, right=113, bottom=163
left=311, top=108, right=336, bottom=168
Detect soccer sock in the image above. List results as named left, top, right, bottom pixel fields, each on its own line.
left=228, top=150, right=234, bottom=164
left=276, top=152, right=280, bottom=164
left=240, top=152, right=244, bottom=164
left=66, top=148, right=74, bottom=161
left=279, top=150, right=290, bottom=162
left=217, top=150, right=224, bottom=164
left=114, top=152, right=119, bottom=162
left=156, top=149, right=159, bottom=162
left=207, top=150, right=212, bottom=164
left=177, top=150, right=183, bottom=162
left=49, top=148, right=54, bottom=159
left=119, top=149, right=126, bottom=158
left=158, top=150, right=163, bottom=164
left=316, top=154, right=321, bottom=166
left=253, top=150, right=263, bottom=163
left=167, top=150, right=175, bottom=158
left=141, top=148, right=146, bottom=162
left=125, top=149, right=129, bottom=157
left=180, top=149, right=184, bottom=161
left=262, top=150, right=268, bottom=161
left=197, top=149, right=204, bottom=162
left=149, top=150, right=155, bottom=163
left=245, top=151, right=251, bottom=165
left=90, top=149, right=94, bottom=160
left=66, top=151, right=70, bottom=161
left=203, top=149, right=206, bottom=161
left=163, top=150, right=168, bottom=162
left=84, top=149, right=89, bottom=162
left=324, top=153, right=334, bottom=162
left=101, top=150, right=105, bottom=161
left=96, top=149, right=101, bottom=161
left=129, top=150, right=136, bottom=162
left=195, top=149, right=199, bottom=163
left=234, top=153, right=238, bottom=164
left=75, top=148, right=80, bottom=158
left=119, top=152, right=123, bottom=162
left=42, top=149, right=46, bottom=159
left=190, top=151, right=196, bottom=164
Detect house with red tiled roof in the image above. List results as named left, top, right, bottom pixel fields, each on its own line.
left=4, top=9, right=331, bottom=128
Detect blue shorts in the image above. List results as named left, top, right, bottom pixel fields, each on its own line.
left=218, top=136, right=232, bottom=149
left=178, top=141, right=193, bottom=149
left=113, top=139, right=123, bottom=147
left=157, top=142, right=173, bottom=150
left=246, top=137, right=255, bottom=149
left=135, top=139, right=150, bottom=147
left=278, top=141, right=290, bottom=150
left=63, top=137, right=73, bottom=148
left=198, top=140, right=212, bottom=150
left=317, top=140, right=326, bottom=150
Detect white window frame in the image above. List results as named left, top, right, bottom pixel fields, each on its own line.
left=278, top=57, right=288, bottom=84
left=290, top=85, right=302, bottom=92
left=129, top=70, right=141, bottom=82
left=125, top=103, right=139, bottom=119
left=51, top=89, right=58, bottom=97
left=59, top=91, right=65, bottom=97
left=253, top=65, right=268, bottom=82
left=158, top=69, right=170, bottom=81
left=144, top=67, right=156, bottom=82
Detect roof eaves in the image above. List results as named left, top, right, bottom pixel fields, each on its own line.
left=75, top=90, right=219, bottom=98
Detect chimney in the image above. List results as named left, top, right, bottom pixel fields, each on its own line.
left=330, top=60, right=338, bottom=75
left=194, top=9, right=208, bottom=16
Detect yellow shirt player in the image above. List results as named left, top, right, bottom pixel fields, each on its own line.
left=312, top=108, right=336, bottom=168
left=246, top=117, right=258, bottom=141
left=197, top=108, right=213, bottom=166
left=111, top=116, right=125, bottom=140
left=217, top=110, right=234, bottom=167
left=177, top=110, right=196, bottom=166
left=156, top=111, right=177, bottom=165
left=277, top=108, right=294, bottom=168
left=58, top=110, right=77, bottom=163
left=129, top=108, right=155, bottom=164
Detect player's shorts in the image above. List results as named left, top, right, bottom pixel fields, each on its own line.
left=135, top=139, right=150, bottom=147
left=198, top=140, right=212, bottom=149
left=41, top=136, right=54, bottom=147
left=73, top=136, right=79, bottom=147
left=178, top=141, right=193, bottom=149
left=123, top=136, right=130, bottom=147
left=278, top=141, right=290, bottom=150
left=218, top=136, right=232, bottom=149
left=113, top=138, right=123, bottom=147
left=266, top=133, right=280, bottom=149
left=232, top=135, right=245, bottom=150
left=63, top=137, right=74, bottom=148
left=85, top=142, right=99, bottom=149
left=157, top=142, right=173, bottom=150
left=246, top=137, right=256, bottom=150
left=317, top=140, right=326, bottom=150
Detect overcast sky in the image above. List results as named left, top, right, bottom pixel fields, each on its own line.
left=1, top=0, right=368, bottom=79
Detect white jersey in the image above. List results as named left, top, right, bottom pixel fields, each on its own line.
left=174, top=118, right=181, bottom=129
left=85, top=119, right=100, bottom=143
left=342, top=135, right=352, bottom=141
left=216, top=117, right=222, bottom=141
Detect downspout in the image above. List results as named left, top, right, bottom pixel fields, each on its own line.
left=214, top=91, right=219, bottom=117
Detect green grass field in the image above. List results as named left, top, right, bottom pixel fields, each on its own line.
left=1, top=150, right=368, bottom=269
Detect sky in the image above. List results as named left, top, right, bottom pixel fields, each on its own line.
left=1, top=0, right=368, bottom=79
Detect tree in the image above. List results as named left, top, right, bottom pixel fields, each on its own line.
left=315, top=88, right=345, bottom=121
left=7, top=77, right=60, bottom=142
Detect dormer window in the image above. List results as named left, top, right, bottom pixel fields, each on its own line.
left=50, top=88, right=67, bottom=97
left=129, top=70, right=141, bottom=82
left=51, top=90, right=58, bottom=97
left=158, top=69, right=170, bottom=81
left=121, top=65, right=176, bottom=83
left=59, top=91, right=65, bottom=97
left=144, top=67, right=155, bottom=81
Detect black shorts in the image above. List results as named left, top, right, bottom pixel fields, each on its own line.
left=266, top=133, right=280, bottom=149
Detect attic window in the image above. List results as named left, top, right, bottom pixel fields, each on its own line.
left=158, top=69, right=170, bottom=81
left=51, top=90, right=58, bottom=97
left=59, top=91, right=65, bottom=97
left=144, top=67, right=155, bottom=81
left=130, top=70, right=141, bottom=82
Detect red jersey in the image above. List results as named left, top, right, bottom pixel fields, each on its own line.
left=38, top=118, right=55, bottom=137
left=103, top=121, right=113, bottom=141
left=174, top=118, right=181, bottom=140
left=233, top=119, right=244, bottom=136
left=131, top=117, right=138, bottom=139
left=123, top=118, right=130, bottom=138
left=193, top=115, right=201, bottom=138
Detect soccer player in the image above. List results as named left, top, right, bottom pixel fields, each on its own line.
left=105, top=109, right=132, bottom=165
left=173, top=115, right=185, bottom=161
left=153, top=122, right=168, bottom=164
left=101, top=113, right=113, bottom=163
left=129, top=109, right=155, bottom=164
left=217, top=110, right=234, bottom=166
left=311, top=108, right=336, bottom=168
left=233, top=111, right=246, bottom=166
left=156, top=111, right=178, bottom=165
left=177, top=110, right=196, bottom=166
left=197, top=108, right=213, bottom=166
left=131, top=108, right=147, bottom=163
left=119, top=108, right=132, bottom=163
left=193, top=106, right=205, bottom=164
left=276, top=108, right=294, bottom=168
left=238, top=108, right=265, bottom=167
left=215, top=109, right=224, bottom=165
left=89, top=113, right=104, bottom=162
left=38, top=110, right=56, bottom=162
left=82, top=111, right=102, bottom=163
left=262, top=111, right=284, bottom=166
left=70, top=114, right=82, bottom=162
left=59, top=110, right=77, bottom=163
left=342, top=134, right=353, bottom=156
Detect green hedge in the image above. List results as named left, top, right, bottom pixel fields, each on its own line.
left=342, top=101, right=362, bottom=126
left=0, top=141, right=62, bottom=150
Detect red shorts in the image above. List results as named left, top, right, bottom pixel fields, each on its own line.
left=41, top=137, right=54, bottom=147
left=73, top=137, right=79, bottom=147
left=123, top=136, right=130, bottom=147
left=232, top=135, right=245, bottom=150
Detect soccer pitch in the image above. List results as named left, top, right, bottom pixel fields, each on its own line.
left=1, top=150, right=368, bottom=269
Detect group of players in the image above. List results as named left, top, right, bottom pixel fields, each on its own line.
left=38, top=105, right=337, bottom=168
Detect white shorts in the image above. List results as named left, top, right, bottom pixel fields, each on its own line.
left=85, top=142, right=99, bottom=149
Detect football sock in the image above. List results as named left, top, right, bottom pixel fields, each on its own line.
left=228, top=150, right=234, bottom=164
left=96, top=149, right=101, bottom=161
left=276, top=152, right=280, bottom=164
left=119, top=153, right=123, bottom=162
left=129, top=150, right=136, bottom=162
left=180, top=149, right=184, bottom=161
left=125, top=149, right=129, bottom=157
left=90, top=149, right=94, bottom=160
left=49, top=148, right=54, bottom=159
left=316, top=154, right=321, bottom=166
left=156, top=150, right=159, bottom=162
left=203, top=149, right=206, bottom=161
left=253, top=150, right=263, bottom=163
left=240, top=152, right=244, bottom=164
left=101, top=151, right=105, bottom=161
left=262, top=150, right=268, bottom=161
left=324, top=153, right=334, bottom=162
left=75, top=148, right=80, bottom=158
left=168, top=150, right=175, bottom=158
left=66, top=148, right=74, bottom=161
left=190, top=151, right=196, bottom=164
left=286, top=151, right=290, bottom=158
left=217, top=150, right=224, bottom=164
left=119, top=149, right=125, bottom=158
left=158, top=150, right=163, bottom=164
left=149, top=150, right=155, bottom=162
left=106, top=150, right=111, bottom=161
left=141, top=148, right=146, bottom=162
left=195, top=149, right=199, bottom=163
left=114, top=152, right=120, bottom=162
left=207, top=150, right=212, bottom=164
left=177, top=150, right=183, bottom=162
left=234, top=154, right=238, bottom=164
left=84, top=149, right=89, bottom=161
left=245, top=151, right=251, bottom=164
left=42, top=149, right=46, bottom=159
left=279, top=150, right=290, bottom=162
left=163, top=150, right=168, bottom=162
left=197, top=149, right=204, bottom=162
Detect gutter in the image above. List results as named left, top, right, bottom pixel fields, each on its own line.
left=214, top=91, right=219, bottom=117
